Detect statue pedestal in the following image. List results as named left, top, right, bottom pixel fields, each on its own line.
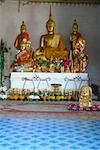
left=10, top=72, right=89, bottom=92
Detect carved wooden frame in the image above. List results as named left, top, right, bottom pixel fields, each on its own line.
left=21, top=0, right=100, bottom=5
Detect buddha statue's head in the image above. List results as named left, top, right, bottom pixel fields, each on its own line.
left=80, top=85, right=92, bottom=97
left=20, top=21, right=27, bottom=33
left=72, top=19, right=78, bottom=34
left=46, top=7, right=55, bottom=34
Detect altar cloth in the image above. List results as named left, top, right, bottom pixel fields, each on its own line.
left=10, top=72, right=88, bottom=91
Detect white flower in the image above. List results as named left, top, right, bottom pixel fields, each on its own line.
left=2, top=94, right=7, bottom=99
left=2, top=86, right=7, bottom=92
left=29, top=95, right=40, bottom=99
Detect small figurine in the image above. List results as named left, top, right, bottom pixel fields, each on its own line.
left=79, top=53, right=88, bottom=73
left=79, top=85, right=92, bottom=107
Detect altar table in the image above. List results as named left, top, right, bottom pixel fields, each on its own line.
left=10, top=72, right=89, bottom=92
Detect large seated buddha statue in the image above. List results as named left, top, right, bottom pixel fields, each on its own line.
left=70, top=19, right=88, bottom=73
left=34, top=9, right=69, bottom=61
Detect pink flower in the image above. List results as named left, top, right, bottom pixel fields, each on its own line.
left=79, top=107, right=84, bottom=111
left=62, top=57, right=71, bottom=68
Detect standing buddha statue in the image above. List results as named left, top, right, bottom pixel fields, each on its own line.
left=12, top=21, right=34, bottom=71
left=14, top=21, right=30, bottom=50
left=70, top=19, right=88, bottom=73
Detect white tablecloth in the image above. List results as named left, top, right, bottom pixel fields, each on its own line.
left=10, top=72, right=89, bottom=91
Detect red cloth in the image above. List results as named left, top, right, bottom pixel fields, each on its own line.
left=14, top=32, right=30, bottom=50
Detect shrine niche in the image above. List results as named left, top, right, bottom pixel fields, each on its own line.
left=9, top=6, right=89, bottom=99
left=0, top=5, right=91, bottom=101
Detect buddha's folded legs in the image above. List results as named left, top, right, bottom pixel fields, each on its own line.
left=44, top=47, right=68, bottom=60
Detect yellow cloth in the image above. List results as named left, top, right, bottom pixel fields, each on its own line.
left=41, top=34, right=69, bottom=60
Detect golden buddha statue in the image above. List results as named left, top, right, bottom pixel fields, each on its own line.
left=70, top=20, right=88, bottom=73
left=79, top=85, right=92, bottom=107
left=12, top=22, right=34, bottom=71
left=14, top=21, right=30, bottom=50
left=70, top=19, right=83, bottom=49
left=34, top=8, right=69, bottom=61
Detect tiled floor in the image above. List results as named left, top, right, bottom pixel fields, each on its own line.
left=0, top=118, right=100, bottom=150
left=0, top=101, right=100, bottom=150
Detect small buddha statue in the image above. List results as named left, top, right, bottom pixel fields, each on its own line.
left=70, top=20, right=88, bottom=73
left=70, top=19, right=84, bottom=50
left=16, top=40, right=31, bottom=66
left=12, top=21, right=34, bottom=71
left=79, top=53, right=88, bottom=73
left=79, top=85, right=92, bottom=107
left=34, top=7, right=69, bottom=61
left=14, top=21, right=30, bottom=50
